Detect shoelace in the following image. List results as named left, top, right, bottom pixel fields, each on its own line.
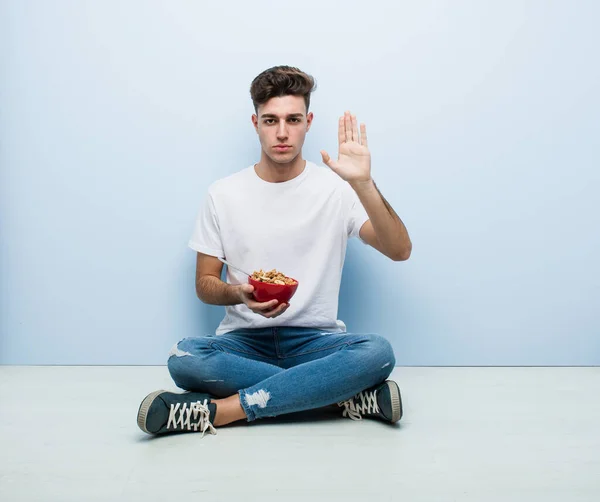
left=338, top=389, right=379, bottom=421
left=167, top=399, right=217, bottom=437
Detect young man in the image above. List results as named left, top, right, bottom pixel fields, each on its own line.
left=137, top=66, right=412, bottom=437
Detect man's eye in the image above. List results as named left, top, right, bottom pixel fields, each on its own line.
left=264, top=119, right=275, bottom=124
left=289, top=118, right=301, bottom=123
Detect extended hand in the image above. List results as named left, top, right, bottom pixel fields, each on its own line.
left=320, top=111, right=371, bottom=184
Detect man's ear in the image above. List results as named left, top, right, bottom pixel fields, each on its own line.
left=306, top=111, right=314, bottom=132
left=252, top=114, right=259, bottom=132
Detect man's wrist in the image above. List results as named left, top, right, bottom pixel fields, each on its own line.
left=349, top=178, right=376, bottom=194
left=230, top=284, right=244, bottom=304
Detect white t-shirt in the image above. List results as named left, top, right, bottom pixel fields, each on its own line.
left=188, top=161, right=370, bottom=335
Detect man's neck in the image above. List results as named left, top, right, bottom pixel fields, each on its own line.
left=254, top=153, right=306, bottom=183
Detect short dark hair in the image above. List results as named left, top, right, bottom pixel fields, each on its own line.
left=250, top=65, right=316, bottom=113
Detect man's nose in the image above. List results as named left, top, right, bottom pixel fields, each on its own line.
left=276, top=122, right=288, bottom=139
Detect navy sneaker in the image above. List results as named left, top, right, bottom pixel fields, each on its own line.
left=338, top=380, right=403, bottom=423
left=137, top=390, right=217, bottom=436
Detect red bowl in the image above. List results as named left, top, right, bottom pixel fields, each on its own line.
left=248, top=276, right=299, bottom=304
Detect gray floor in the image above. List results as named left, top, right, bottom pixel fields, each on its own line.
left=0, top=366, right=599, bottom=501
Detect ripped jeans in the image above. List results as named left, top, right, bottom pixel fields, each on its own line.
left=167, top=327, right=396, bottom=422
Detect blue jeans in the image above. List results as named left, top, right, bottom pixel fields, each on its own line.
left=167, top=327, right=396, bottom=422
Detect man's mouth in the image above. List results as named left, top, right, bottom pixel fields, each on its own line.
left=274, top=145, right=292, bottom=152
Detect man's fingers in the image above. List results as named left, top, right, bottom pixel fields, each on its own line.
left=352, top=114, right=359, bottom=143
left=344, top=111, right=352, bottom=142
left=338, top=111, right=361, bottom=144
left=338, top=117, right=345, bottom=148
left=260, top=300, right=279, bottom=311
left=321, top=150, right=337, bottom=168
left=247, top=298, right=289, bottom=318
left=320, top=151, right=340, bottom=173
left=360, top=123, right=368, bottom=148
left=240, top=284, right=254, bottom=295
left=264, top=303, right=289, bottom=318
left=249, top=299, right=278, bottom=312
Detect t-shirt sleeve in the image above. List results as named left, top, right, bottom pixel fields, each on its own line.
left=188, top=191, right=224, bottom=257
left=343, top=183, right=370, bottom=241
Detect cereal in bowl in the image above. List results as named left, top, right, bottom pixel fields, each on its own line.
left=251, top=269, right=296, bottom=285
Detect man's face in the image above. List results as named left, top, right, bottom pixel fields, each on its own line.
left=252, top=95, right=313, bottom=164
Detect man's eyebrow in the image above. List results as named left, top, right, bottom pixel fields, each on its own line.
left=260, top=113, right=305, bottom=119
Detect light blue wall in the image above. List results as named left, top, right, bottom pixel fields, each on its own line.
left=1, top=1, right=598, bottom=365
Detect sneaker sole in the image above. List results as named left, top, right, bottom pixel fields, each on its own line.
left=387, top=381, right=403, bottom=423
left=137, top=389, right=167, bottom=434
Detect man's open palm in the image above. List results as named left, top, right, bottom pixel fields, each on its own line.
left=321, top=111, right=372, bottom=184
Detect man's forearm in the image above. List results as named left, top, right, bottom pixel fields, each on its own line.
left=351, top=179, right=412, bottom=260
left=196, top=275, right=243, bottom=306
